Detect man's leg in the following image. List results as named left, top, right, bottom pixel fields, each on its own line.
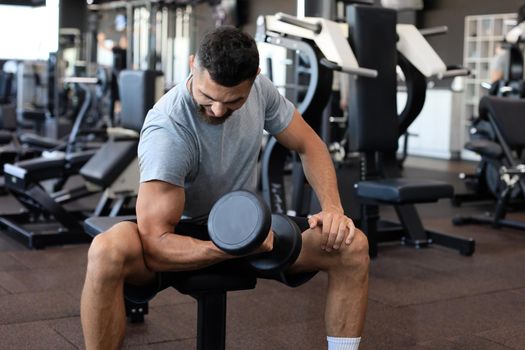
left=81, top=221, right=155, bottom=350
left=287, top=227, right=369, bottom=337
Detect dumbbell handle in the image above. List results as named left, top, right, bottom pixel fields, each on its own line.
left=207, top=191, right=302, bottom=273
left=248, top=214, right=302, bottom=273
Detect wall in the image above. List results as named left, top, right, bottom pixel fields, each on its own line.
left=243, top=0, right=296, bottom=37
left=242, top=1, right=525, bottom=66
left=419, top=0, right=525, bottom=65
left=60, top=0, right=87, bottom=31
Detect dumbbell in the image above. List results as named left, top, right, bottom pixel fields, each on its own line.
left=207, top=190, right=302, bottom=273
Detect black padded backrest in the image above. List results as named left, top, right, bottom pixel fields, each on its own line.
left=479, top=96, right=525, bottom=149
left=119, top=70, right=163, bottom=132
left=347, top=5, right=399, bottom=152
left=79, top=140, right=138, bottom=187
left=506, top=46, right=523, bottom=81
left=0, top=71, right=13, bottom=104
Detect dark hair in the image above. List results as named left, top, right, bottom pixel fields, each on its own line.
left=519, top=4, right=525, bottom=23
left=196, top=26, right=259, bottom=87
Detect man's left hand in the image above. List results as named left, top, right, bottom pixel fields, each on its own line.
left=308, top=211, right=356, bottom=252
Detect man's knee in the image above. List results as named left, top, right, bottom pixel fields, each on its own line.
left=86, top=221, right=138, bottom=279
left=339, top=229, right=370, bottom=271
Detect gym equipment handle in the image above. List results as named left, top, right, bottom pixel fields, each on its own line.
left=419, top=26, right=448, bottom=37
left=275, top=12, right=322, bottom=34
left=437, top=68, right=470, bottom=79
left=320, top=58, right=378, bottom=79
left=62, top=77, right=99, bottom=84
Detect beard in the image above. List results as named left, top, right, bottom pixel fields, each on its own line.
left=196, top=104, right=233, bottom=125
left=188, top=75, right=234, bottom=125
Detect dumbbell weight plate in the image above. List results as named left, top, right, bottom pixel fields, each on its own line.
left=249, top=214, right=302, bottom=273
left=208, top=190, right=271, bottom=255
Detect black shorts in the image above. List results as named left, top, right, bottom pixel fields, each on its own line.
left=124, top=216, right=317, bottom=304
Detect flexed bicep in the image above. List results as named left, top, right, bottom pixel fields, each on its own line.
left=136, top=180, right=186, bottom=242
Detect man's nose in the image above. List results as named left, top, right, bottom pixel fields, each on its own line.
left=211, top=102, right=227, bottom=117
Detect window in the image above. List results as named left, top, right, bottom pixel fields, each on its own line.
left=0, top=0, right=58, bottom=60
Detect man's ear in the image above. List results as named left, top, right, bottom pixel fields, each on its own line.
left=256, top=67, right=261, bottom=75
left=189, top=55, right=195, bottom=73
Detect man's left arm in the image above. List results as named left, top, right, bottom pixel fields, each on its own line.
left=274, top=109, right=356, bottom=251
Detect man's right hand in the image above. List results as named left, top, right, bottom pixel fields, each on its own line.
left=250, top=230, right=274, bottom=255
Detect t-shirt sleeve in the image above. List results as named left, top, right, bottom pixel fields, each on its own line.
left=138, top=112, right=196, bottom=187
left=258, top=74, right=295, bottom=135
left=490, top=52, right=508, bottom=71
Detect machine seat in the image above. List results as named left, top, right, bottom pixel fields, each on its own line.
left=464, top=139, right=503, bottom=160
left=356, top=178, right=453, bottom=204
left=5, top=156, right=65, bottom=176
left=84, top=215, right=137, bottom=237
left=19, top=133, right=63, bottom=149
left=21, top=109, right=47, bottom=122
left=0, top=130, right=12, bottom=144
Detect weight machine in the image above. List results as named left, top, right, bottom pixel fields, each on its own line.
left=257, top=4, right=474, bottom=256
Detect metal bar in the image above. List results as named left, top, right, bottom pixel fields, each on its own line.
left=126, top=3, right=134, bottom=69
left=88, top=0, right=152, bottom=11
left=275, top=12, right=321, bottom=34
left=62, top=77, right=98, bottom=84
left=320, top=58, right=378, bottom=78
left=437, top=68, right=470, bottom=79
left=419, top=26, right=448, bottom=36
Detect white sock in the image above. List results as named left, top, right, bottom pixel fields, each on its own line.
left=327, top=336, right=361, bottom=350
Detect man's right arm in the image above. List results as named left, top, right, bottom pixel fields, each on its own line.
left=136, top=180, right=235, bottom=272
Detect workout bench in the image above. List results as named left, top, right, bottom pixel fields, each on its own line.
left=346, top=5, right=475, bottom=257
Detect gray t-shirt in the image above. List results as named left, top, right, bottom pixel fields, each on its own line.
left=490, top=51, right=509, bottom=78
left=138, top=74, right=295, bottom=218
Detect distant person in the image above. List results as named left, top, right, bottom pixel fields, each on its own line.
left=491, top=3, right=525, bottom=82
left=489, top=43, right=509, bottom=83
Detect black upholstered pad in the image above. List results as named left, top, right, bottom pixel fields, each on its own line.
left=356, top=178, right=453, bottom=203
left=0, top=130, right=12, bottom=144
left=85, top=215, right=257, bottom=293
left=79, top=140, right=137, bottom=187
left=19, top=133, right=63, bottom=149
left=21, top=109, right=46, bottom=122
left=4, top=156, right=65, bottom=183
left=464, top=139, right=503, bottom=159
left=479, top=96, right=525, bottom=149
left=84, top=215, right=137, bottom=237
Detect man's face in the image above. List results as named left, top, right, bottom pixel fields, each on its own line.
left=188, top=61, right=254, bottom=125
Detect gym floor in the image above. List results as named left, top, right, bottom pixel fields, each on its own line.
left=0, top=157, right=524, bottom=349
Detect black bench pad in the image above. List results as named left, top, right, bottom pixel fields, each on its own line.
left=80, top=140, right=137, bottom=187
left=0, top=130, right=12, bottom=144
left=464, top=139, right=502, bottom=160
left=84, top=216, right=137, bottom=237
left=84, top=215, right=257, bottom=293
left=20, top=133, right=63, bottom=149
left=356, top=178, right=453, bottom=204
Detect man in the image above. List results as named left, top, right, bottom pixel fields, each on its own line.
left=491, top=4, right=525, bottom=83
left=489, top=43, right=509, bottom=83
left=81, top=26, right=369, bottom=350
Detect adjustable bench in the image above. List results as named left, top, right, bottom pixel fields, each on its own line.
left=453, top=96, right=525, bottom=231
left=346, top=5, right=475, bottom=257
left=356, top=178, right=475, bottom=257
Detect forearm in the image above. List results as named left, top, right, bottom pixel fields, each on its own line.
left=299, top=138, right=343, bottom=213
left=141, top=231, right=234, bottom=272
